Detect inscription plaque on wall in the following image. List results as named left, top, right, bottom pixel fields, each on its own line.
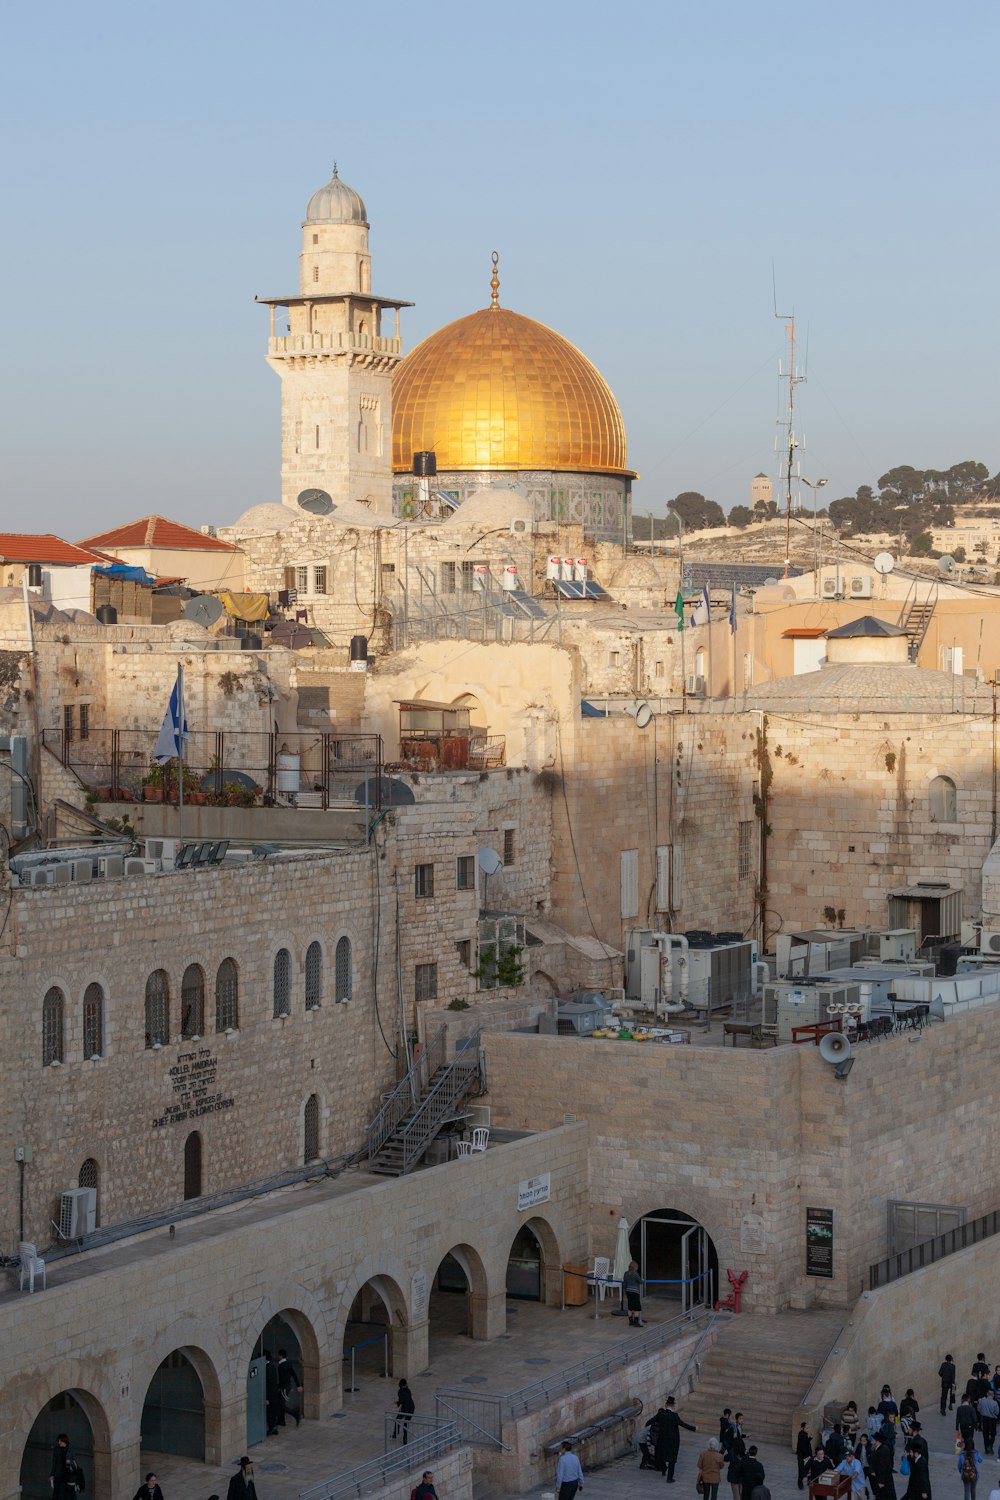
left=151, top=1048, right=235, bottom=1129
left=805, top=1206, right=834, bottom=1278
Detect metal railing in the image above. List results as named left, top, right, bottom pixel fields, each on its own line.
left=798, top=1322, right=845, bottom=1412
left=391, top=1034, right=483, bottom=1173
left=670, top=1310, right=718, bottom=1397
left=434, top=1393, right=508, bottom=1450
left=41, top=727, right=382, bottom=812
left=897, top=577, right=938, bottom=661
left=299, top=1420, right=461, bottom=1500
left=382, top=1411, right=448, bottom=1450
left=366, top=1025, right=447, bottom=1161
left=870, top=1207, right=1000, bottom=1288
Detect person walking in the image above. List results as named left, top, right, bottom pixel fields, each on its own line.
left=720, top=1408, right=737, bottom=1458
left=980, top=1390, right=999, bottom=1455
left=907, top=1423, right=928, bottom=1465
left=870, top=1433, right=896, bottom=1500
left=836, top=1447, right=866, bottom=1500
left=856, top=1434, right=873, bottom=1500
left=556, top=1439, right=585, bottom=1499
left=654, top=1395, right=697, bottom=1483
left=132, top=1476, right=165, bottom=1500
left=49, top=1435, right=81, bottom=1500
left=413, top=1473, right=439, bottom=1500
left=276, top=1349, right=302, bottom=1428
left=698, top=1437, right=726, bottom=1500
left=958, top=1442, right=982, bottom=1500
left=957, top=1394, right=978, bottom=1452
left=396, top=1377, right=415, bottom=1444
left=827, top=1424, right=848, bottom=1465
left=940, top=1357, right=958, bottom=1416
left=622, top=1260, right=645, bottom=1328
left=740, top=1445, right=765, bottom=1500
left=901, top=1444, right=930, bottom=1500
left=796, top=1422, right=813, bottom=1489
left=639, top=1411, right=661, bottom=1470
left=727, top=1434, right=745, bottom=1500
left=900, top=1392, right=919, bottom=1437
left=264, top=1351, right=281, bottom=1435
left=843, top=1403, right=861, bottom=1443
left=227, top=1457, right=258, bottom=1500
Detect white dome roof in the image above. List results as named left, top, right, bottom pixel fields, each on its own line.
left=442, top=486, right=533, bottom=528
left=304, top=165, right=368, bottom=226
left=232, top=503, right=291, bottom=534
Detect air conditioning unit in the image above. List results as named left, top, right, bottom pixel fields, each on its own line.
left=849, top=576, right=874, bottom=598
left=124, top=857, right=149, bottom=876
left=59, top=1186, right=97, bottom=1239
left=52, top=863, right=71, bottom=885
left=510, top=517, right=534, bottom=537
left=29, top=868, right=54, bottom=886
left=980, top=929, right=1000, bottom=955
left=686, top=674, right=706, bottom=697
left=99, top=855, right=124, bottom=880
left=822, top=578, right=842, bottom=598
left=72, top=859, right=92, bottom=883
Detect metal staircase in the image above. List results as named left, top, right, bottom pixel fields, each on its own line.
left=898, top=579, right=938, bottom=661
left=367, top=1026, right=484, bottom=1176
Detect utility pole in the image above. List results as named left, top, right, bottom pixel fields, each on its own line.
left=773, top=274, right=807, bottom=578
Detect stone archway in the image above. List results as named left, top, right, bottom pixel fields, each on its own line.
left=240, top=1298, right=324, bottom=1444
left=18, top=1387, right=111, bottom=1500
left=507, top=1215, right=563, bottom=1306
left=132, top=1321, right=227, bottom=1468
left=140, top=1348, right=210, bottom=1461
left=335, top=1260, right=412, bottom=1389
left=629, top=1206, right=720, bottom=1311
left=428, top=1241, right=492, bottom=1351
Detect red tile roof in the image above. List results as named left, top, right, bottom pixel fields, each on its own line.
left=78, top=515, right=239, bottom=553
left=0, top=534, right=104, bottom=565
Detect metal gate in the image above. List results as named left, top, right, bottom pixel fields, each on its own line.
left=246, top=1356, right=267, bottom=1448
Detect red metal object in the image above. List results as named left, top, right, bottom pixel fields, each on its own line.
left=714, top=1268, right=749, bottom=1313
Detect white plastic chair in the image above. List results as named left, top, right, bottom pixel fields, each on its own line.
left=455, top=1140, right=474, bottom=1158
left=19, top=1242, right=46, bottom=1293
left=471, top=1126, right=490, bottom=1153
left=591, top=1255, right=611, bottom=1300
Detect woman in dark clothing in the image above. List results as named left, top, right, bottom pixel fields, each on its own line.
left=856, top=1434, right=873, bottom=1500
left=396, top=1378, right=415, bottom=1444
left=727, top=1441, right=745, bottom=1500
left=796, top=1424, right=813, bottom=1490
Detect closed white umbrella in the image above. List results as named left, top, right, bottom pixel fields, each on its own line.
left=612, top=1216, right=631, bottom=1282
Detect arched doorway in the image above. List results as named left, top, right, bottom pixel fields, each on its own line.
left=343, top=1276, right=405, bottom=1393
left=183, top=1131, right=202, bottom=1199
left=247, top=1310, right=318, bottom=1447
left=629, top=1207, right=718, bottom=1311
left=20, top=1392, right=96, bottom=1498
left=428, top=1244, right=489, bottom=1351
left=140, top=1349, right=206, bottom=1459
left=506, top=1216, right=562, bottom=1304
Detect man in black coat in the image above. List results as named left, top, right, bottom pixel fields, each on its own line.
left=227, top=1457, right=258, bottom=1500
left=276, top=1348, right=302, bottom=1428
left=902, top=1444, right=931, bottom=1500
left=796, top=1423, right=813, bottom=1490
left=870, top=1434, right=896, bottom=1500
left=908, top=1423, right=929, bottom=1464
left=940, top=1356, right=957, bottom=1415
left=956, top=1395, right=977, bottom=1450
left=741, top=1445, right=766, bottom=1500
left=654, top=1395, right=697, bottom=1482
left=264, top=1350, right=281, bottom=1434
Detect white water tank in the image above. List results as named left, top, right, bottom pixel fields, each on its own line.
left=501, top=565, right=519, bottom=591
left=562, top=557, right=575, bottom=579
left=574, top=558, right=589, bottom=581
left=276, top=752, right=300, bottom=794
left=472, top=564, right=489, bottom=591
left=547, top=556, right=562, bottom=581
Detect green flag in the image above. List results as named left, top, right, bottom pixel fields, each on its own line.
left=674, top=589, right=685, bottom=630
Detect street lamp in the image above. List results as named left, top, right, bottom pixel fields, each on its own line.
left=666, top=505, right=685, bottom=582
left=800, top=478, right=828, bottom=585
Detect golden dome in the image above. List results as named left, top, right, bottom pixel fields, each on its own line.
left=392, top=273, right=632, bottom=477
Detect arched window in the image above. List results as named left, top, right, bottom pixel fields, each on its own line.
left=79, top=1158, right=99, bottom=1225
left=82, top=982, right=104, bottom=1059
left=335, top=936, right=353, bottom=1003
left=305, top=941, right=323, bottom=1008
left=215, top=958, right=239, bottom=1032
left=273, top=948, right=291, bottom=1018
left=42, top=987, right=65, bottom=1066
left=181, top=964, right=205, bottom=1039
left=930, top=775, right=957, bottom=823
left=145, top=970, right=169, bottom=1048
left=183, top=1131, right=202, bottom=1199
left=304, top=1094, right=320, bottom=1162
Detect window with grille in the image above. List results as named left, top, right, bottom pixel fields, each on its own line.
left=273, top=948, right=291, bottom=1017
left=180, top=964, right=205, bottom=1038
left=304, top=1094, right=320, bottom=1162
left=305, top=941, right=323, bottom=1007
left=296, top=566, right=309, bottom=593
left=503, top=829, right=515, bottom=866
left=441, top=561, right=457, bottom=594
left=415, top=863, right=434, bottom=898
left=460, top=560, right=477, bottom=592
left=63, top=704, right=74, bottom=743
left=215, top=958, right=239, bottom=1032
left=456, top=854, right=476, bottom=890
left=42, top=986, right=65, bottom=1066
left=738, top=820, right=753, bottom=880
left=82, top=982, right=104, bottom=1059
left=145, top=969, right=169, bottom=1048
left=79, top=703, right=89, bottom=740
left=78, top=1158, right=99, bottom=1224
left=313, top=565, right=327, bottom=595
left=620, top=849, right=639, bottom=918
left=415, top=962, right=438, bottom=1001
left=335, top=936, right=352, bottom=1003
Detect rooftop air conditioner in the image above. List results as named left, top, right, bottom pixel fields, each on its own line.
left=822, top=578, right=841, bottom=598
left=124, top=857, right=149, bottom=876
left=59, top=1186, right=96, bottom=1240
left=72, top=860, right=92, bottom=883
left=980, top=929, right=1000, bottom=955
left=52, top=864, right=71, bottom=885
left=849, top=576, right=873, bottom=598
left=510, top=517, right=534, bottom=537
left=99, top=855, right=124, bottom=880
left=29, top=868, right=54, bottom=886
left=686, top=674, right=706, bottom=697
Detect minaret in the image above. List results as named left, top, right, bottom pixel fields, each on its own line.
left=257, top=165, right=412, bottom=513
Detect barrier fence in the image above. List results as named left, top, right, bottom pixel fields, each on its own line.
left=870, top=1207, right=1000, bottom=1289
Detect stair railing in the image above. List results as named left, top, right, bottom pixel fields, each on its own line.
left=392, top=1032, right=483, bottom=1173
left=366, top=1024, right=447, bottom=1161
left=670, top=1310, right=718, bottom=1398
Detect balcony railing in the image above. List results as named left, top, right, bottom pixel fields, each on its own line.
left=869, top=1206, right=1000, bottom=1288
left=268, top=331, right=401, bottom=357
left=42, top=727, right=382, bottom=812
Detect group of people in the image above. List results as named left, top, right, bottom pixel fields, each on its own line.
left=635, top=1395, right=770, bottom=1500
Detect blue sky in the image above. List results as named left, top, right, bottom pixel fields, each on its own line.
left=2, top=0, right=997, bottom=536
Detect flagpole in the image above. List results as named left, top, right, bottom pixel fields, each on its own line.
left=177, top=661, right=185, bottom=843
left=706, top=596, right=715, bottom=696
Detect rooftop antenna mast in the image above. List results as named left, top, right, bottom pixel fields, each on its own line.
left=773, top=266, right=806, bottom=578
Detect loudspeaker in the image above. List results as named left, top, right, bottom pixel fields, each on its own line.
left=819, top=1030, right=852, bottom=1065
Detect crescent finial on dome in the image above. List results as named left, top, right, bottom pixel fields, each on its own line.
left=332, top=161, right=339, bottom=177
left=490, top=251, right=500, bottom=309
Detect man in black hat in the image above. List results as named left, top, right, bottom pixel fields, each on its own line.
left=227, top=1456, right=257, bottom=1500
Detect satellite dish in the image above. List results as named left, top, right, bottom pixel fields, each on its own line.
left=764, top=576, right=779, bottom=587
left=353, top=775, right=415, bottom=808
left=938, top=554, right=956, bottom=575
left=183, top=595, right=224, bottom=627
left=634, top=701, right=653, bottom=729
left=297, top=488, right=334, bottom=516
left=873, top=552, right=895, bottom=576
left=477, top=847, right=502, bottom=876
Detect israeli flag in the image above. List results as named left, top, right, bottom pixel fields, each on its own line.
left=692, top=586, right=711, bottom=627
left=153, top=672, right=188, bottom=765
